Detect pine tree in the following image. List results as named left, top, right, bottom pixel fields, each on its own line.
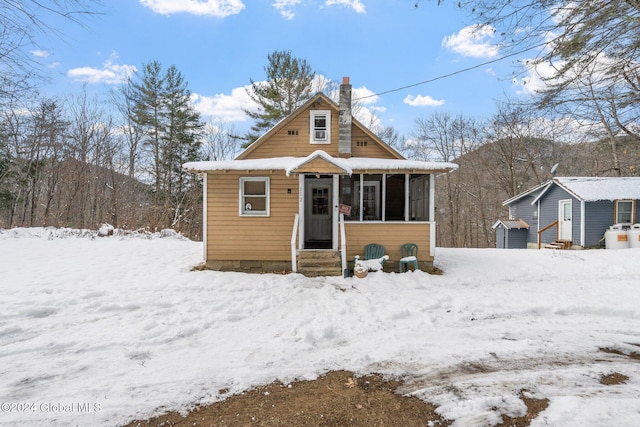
left=130, top=60, right=166, bottom=197
left=163, top=65, right=202, bottom=197
left=243, top=50, right=315, bottom=146
left=125, top=60, right=202, bottom=228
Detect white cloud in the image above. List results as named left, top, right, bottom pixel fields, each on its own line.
left=272, top=0, right=301, bottom=20
left=352, top=86, right=378, bottom=104
left=325, top=0, right=366, bottom=14
left=403, top=94, right=445, bottom=107
left=67, top=56, right=137, bottom=85
left=139, top=0, right=245, bottom=17
left=273, top=0, right=364, bottom=19
left=442, top=24, right=499, bottom=58
left=190, top=77, right=388, bottom=132
left=191, top=86, right=257, bottom=123
left=512, top=59, right=559, bottom=95
left=31, top=50, right=50, bottom=58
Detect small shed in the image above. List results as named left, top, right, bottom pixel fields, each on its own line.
left=492, top=219, right=530, bottom=249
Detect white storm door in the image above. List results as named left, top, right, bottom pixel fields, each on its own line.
left=559, top=199, right=573, bottom=241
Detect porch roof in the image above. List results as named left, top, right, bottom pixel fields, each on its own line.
left=183, top=150, right=458, bottom=175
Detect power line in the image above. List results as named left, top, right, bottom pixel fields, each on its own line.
left=353, top=42, right=549, bottom=101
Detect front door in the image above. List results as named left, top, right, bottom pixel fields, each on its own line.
left=305, top=177, right=332, bottom=248
left=559, top=199, right=572, bottom=241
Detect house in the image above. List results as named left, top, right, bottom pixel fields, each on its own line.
left=496, top=176, right=640, bottom=249
left=183, top=77, right=457, bottom=276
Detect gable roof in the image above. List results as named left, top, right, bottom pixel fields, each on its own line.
left=551, top=177, right=640, bottom=201
left=503, top=176, right=640, bottom=206
left=236, top=92, right=404, bottom=160
left=287, top=150, right=352, bottom=175
left=184, top=150, right=458, bottom=175
left=502, top=181, right=551, bottom=206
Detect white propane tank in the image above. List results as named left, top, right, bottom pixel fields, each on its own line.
left=629, top=224, right=640, bottom=249
left=605, top=224, right=629, bottom=249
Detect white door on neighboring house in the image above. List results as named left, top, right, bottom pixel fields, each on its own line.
left=304, top=178, right=332, bottom=247
left=559, top=199, right=573, bottom=241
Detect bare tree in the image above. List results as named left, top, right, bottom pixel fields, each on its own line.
left=201, top=120, right=242, bottom=161
left=0, top=1, right=103, bottom=103
left=410, top=112, right=483, bottom=246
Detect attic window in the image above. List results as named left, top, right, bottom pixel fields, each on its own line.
left=310, top=110, right=331, bottom=144
left=287, top=130, right=298, bottom=136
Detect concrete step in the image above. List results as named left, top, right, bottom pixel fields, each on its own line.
left=544, top=240, right=572, bottom=249
left=299, top=266, right=344, bottom=277
left=297, top=250, right=342, bottom=277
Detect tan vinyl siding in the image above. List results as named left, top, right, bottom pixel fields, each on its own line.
left=247, top=101, right=339, bottom=159
left=207, top=172, right=299, bottom=261
left=291, top=157, right=348, bottom=174
left=344, top=222, right=433, bottom=262
left=243, top=102, right=401, bottom=160
left=350, top=126, right=398, bottom=159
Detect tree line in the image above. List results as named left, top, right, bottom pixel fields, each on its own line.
left=411, top=0, right=640, bottom=247
left=0, top=62, right=242, bottom=238
left=1, top=1, right=639, bottom=246
left=412, top=105, right=640, bottom=248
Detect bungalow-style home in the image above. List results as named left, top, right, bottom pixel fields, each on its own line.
left=494, top=176, right=640, bottom=249
left=184, top=77, right=457, bottom=276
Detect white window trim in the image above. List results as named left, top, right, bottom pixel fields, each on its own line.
left=310, top=110, right=331, bottom=144
left=239, top=177, right=270, bottom=217
left=356, top=180, right=381, bottom=221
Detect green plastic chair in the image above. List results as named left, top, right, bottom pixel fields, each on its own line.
left=354, top=243, right=387, bottom=269
left=399, top=243, right=419, bottom=272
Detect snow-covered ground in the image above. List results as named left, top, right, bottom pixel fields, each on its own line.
left=1, top=227, right=640, bottom=426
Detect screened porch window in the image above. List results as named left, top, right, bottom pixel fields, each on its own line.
left=339, top=174, right=431, bottom=222
left=239, top=177, right=269, bottom=216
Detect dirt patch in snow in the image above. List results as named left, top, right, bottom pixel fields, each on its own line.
left=121, top=370, right=548, bottom=427
left=600, top=372, right=630, bottom=385
left=600, top=346, right=640, bottom=361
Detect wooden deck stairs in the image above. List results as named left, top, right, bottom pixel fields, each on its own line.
left=297, top=250, right=343, bottom=277
left=544, top=240, right=572, bottom=250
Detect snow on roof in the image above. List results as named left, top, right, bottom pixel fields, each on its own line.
left=553, top=177, right=640, bottom=201
left=285, top=150, right=352, bottom=175
left=502, top=181, right=551, bottom=206
left=492, top=219, right=530, bottom=230
left=183, top=151, right=458, bottom=175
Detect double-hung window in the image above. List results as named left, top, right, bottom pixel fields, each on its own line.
left=240, top=177, right=269, bottom=216
left=616, top=200, right=634, bottom=224
left=310, top=110, right=330, bottom=144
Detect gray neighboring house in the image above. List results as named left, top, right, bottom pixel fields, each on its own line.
left=495, top=177, right=640, bottom=249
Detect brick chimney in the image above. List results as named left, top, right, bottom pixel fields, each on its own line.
left=338, top=76, right=352, bottom=158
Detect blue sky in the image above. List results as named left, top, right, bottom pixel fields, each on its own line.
left=32, top=0, right=535, bottom=138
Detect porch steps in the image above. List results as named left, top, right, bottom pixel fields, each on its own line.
left=297, top=250, right=343, bottom=277
left=544, top=240, right=572, bottom=250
